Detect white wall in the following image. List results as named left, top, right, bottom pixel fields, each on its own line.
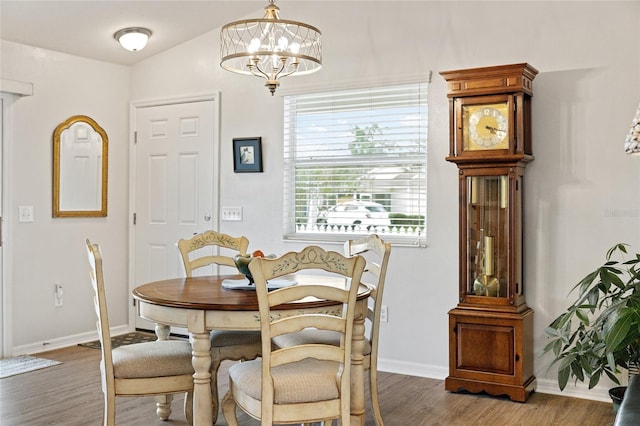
left=1, top=1, right=639, bottom=402
left=131, top=1, right=640, bottom=400
left=0, top=41, right=131, bottom=349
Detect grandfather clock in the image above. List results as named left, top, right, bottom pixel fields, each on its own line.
left=440, top=63, right=538, bottom=402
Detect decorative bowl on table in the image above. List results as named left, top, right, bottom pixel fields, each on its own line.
left=233, top=251, right=276, bottom=285
left=233, top=254, right=255, bottom=283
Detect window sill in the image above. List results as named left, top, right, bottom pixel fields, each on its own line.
left=283, top=230, right=427, bottom=248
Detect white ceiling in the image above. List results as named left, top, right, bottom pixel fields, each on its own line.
left=0, top=1, right=267, bottom=66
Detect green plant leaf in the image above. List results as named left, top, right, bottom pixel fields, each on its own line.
left=558, top=353, right=576, bottom=371
left=607, top=244, right=629, bottom=259
left=606, top=351, right=617, bottom=371
left=571, top=361, right=585, bottom=382
left=550, top=312, right=573, bottom=329
left=606, top=310, right=635, bottom=351
left=588, top=371, right=601, bottom=389
left=575, top=308, right=590, bottom=325
left=544, top=244, right=639, bottom=390
left=576, top=270, right=599, bottom=294
left=579, top=355, right=593, bottom=375
left=558, top=365, right=570, bottom=391
left=604, top=369, right=621, bottom=385
left=544, top=326, right=562, bottom=338
left=601, top=268, right=625, bottom=290
left=587, top=287, right=599, bottom=309
left=552, top=339, right=564, bottom=357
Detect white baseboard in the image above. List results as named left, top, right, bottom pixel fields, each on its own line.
left=10, top=333, right=617, bottom=405
left=378, top=356, right=449, bottom=380
left=11, top=325, right=130, bottom=356
left=535, top=377, right=611, bottom=402
left=378, top=357, right=612, bottom=403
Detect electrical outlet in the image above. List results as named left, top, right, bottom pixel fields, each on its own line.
left=54, top=283, right=63, bottom=307
left=380, top=305, right=388, bottom=322
left=221, top=206, right=243, bottom=221
left=19, top=206, right=34, bottom=223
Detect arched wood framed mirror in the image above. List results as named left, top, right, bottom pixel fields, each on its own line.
left=53, top=115, right=108, bottom=217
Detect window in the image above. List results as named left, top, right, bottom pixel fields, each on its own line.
left=283, top=82, right=428, bottom=246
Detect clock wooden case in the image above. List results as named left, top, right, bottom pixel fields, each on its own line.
left=440, top=63, right=538, bottom=402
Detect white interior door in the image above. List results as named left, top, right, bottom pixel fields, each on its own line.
left=132, top=97, right=218, bottom=331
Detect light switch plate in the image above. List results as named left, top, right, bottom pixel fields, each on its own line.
left=19, top=206, right=34, bottom=223
left=221, top=206, right=243, bottom=221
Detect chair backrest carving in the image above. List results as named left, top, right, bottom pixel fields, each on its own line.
left=177, top=230, right=249, bottom=276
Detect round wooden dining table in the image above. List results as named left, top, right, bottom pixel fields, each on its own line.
left=132, top=273, right=372, bottom=426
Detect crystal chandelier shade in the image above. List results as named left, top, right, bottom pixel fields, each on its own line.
left=220, top=1, right=322, bottom=95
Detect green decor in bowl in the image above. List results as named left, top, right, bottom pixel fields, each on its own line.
left=233, top=253, right=277, bottom=284
left=233, top=254, right=254, bottom=283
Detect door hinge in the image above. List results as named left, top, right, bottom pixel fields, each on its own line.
left=132, top=298, right=136, bottom=307
left=134, top=131, right=137, bottom=144
left=133, top=213, right=136, bottom=225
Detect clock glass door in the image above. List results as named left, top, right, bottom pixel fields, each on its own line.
left=466, top=175, right=509, bottom=298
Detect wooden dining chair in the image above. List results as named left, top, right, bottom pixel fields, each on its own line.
left=177, top=230, right=262, bottom=423
left=272, top=234, right=391, bottom=425
left=221, top=245, right=367, bottom=425
left=178, top=230, right=250, bottom=275
left=85, top=239, right=194, bottom=426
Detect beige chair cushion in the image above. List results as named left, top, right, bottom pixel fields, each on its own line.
left=273, top=329, right=372, bottom=356
left=228, top=357, right=340, bottom=404
left=211, top=330, right=262, bottom=348
left=112, top=341, right=194, bottom=379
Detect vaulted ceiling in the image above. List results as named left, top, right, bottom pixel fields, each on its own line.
left=0, top=1, right=265, bottom=65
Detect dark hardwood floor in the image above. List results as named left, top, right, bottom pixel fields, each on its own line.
left=0, top=345, right=615, bottom=425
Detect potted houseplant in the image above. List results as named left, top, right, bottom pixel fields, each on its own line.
left=543, top=243, right=640, bottom=399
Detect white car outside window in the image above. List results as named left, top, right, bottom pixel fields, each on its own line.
left=321, top=201, right=390, bottom=230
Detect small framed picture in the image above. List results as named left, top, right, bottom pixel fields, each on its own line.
left=233, top=137, right=263, bottom=173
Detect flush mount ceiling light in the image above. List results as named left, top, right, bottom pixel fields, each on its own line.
left=220, top=0, right=322, bottom=95
left=624, top=102, right=640, bottom=155
left=114, top=27, right=152, bottom=52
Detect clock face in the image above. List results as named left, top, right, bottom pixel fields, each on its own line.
left=463, top=102, right=510, bottom=151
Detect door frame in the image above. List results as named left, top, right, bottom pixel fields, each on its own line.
left=0, top=95, right=6, bottom=356
left=127, top=93, right=221, bottom=330
left=1, top=80, right=33, bottom=357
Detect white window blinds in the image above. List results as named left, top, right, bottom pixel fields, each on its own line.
left=283, top=82, right=428, bottom=245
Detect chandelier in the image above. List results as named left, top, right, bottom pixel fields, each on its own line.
left=220, top=0, right=322, bottom=95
